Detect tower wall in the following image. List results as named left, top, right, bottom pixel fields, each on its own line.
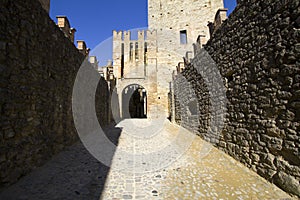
left=112, top=30, right=160, bottom=118
left=146, top=0, right=224, bottom=117
left=148, top=0, right=224, bottom=43
left=113, top=0, right=225, bottom=118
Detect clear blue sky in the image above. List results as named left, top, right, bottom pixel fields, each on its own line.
left=50, top=0, right=236, bottom=65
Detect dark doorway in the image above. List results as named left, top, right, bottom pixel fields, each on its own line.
left=122, top=84, right=147, bottom=119
left=129, top=87, right=147, bottom=118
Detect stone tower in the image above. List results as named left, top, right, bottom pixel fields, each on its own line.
left=148, top=0, right=224, bottom=41
left=113, top=0, right=224, bottom=119
left=113, top=30, right=160, bottom=119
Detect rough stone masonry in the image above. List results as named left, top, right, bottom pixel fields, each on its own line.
left=174, top=0, right=300, bottom=197
left=0, top=0, right=111, bottom=187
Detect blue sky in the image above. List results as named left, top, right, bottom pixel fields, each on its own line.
left=50, top=0, right=236, bottom=65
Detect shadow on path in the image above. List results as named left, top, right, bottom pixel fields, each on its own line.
left=0, top=125, right=122, bottom=200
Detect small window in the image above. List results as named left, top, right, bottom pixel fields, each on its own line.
left=129, top=43, right=133, bottom=61
left=180, top=30, right=187, bottom=44
left=121, top=43, right=124, bottom=77
left=135, top=42, right=139, bottom=60
left=144, top=42, right=147, bottom=64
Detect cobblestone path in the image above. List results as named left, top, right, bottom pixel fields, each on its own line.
left=101, top=119, right=294, bottom=200
left=0, top=119, right=295, bottom=200
left=0, top=125, right=122, bottom=200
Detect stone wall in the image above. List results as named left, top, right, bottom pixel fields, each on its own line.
left=0, top=0, right=110, bottom=187
left=112, top=30, right=161, bottom=119
left=148, top=0, right=224, bottom=118
left=38, top=0, right=50, bottom=13
left=174, top=0, right=300, bottom=197
left=148, top=0, right=224, bottom=42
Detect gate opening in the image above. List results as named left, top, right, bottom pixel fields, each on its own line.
left=122, top=84, right=147, bottom=119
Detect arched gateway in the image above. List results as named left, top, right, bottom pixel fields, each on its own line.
left=122, top=84, right=147, bottom=119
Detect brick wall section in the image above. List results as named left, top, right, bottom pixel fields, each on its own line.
left=0, top=0, right=110, bottom=187
left=174, top=0, right=300, bottom=197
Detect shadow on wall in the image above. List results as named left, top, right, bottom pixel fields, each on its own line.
left=173, top=0, right=300, bottom=197
left=0, top=125, right=122, bottom=200
left=0, top=0, right=118, bottom=198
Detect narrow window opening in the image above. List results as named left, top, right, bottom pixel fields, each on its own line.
left=144, top=42, right=148, bottom=65
left=129, top=43, right=133, bottom=61
left=121, top=43, right=124, bottom=77
left=135, top=42, right=139, bottom=61
left=180, top=30, right=187, bottom=44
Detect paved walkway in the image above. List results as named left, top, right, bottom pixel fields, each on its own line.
left=0, top=125, right=122, bottom=200
left=101, top=119, right=293, bottom=200
left=0, top=119, right=295, bottom=200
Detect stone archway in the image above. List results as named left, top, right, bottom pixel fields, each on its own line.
left=122, top=84, right=147, bottom=119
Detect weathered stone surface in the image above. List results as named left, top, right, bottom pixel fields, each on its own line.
left=0, top=0, right=111, bottom=188
left=274, top=171, right=300, bottom=197
left=113, top=0, right=224, bottom=119
left=100, top=119, right=292, bottom=200
left=173, top=0, right=300, bottom=197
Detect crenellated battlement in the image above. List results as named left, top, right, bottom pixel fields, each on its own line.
left=113, top=30, right=123, bottom=40
left=56, top=15, right=91, bottom=57
left=56, top=16, right=77, bottom=43
left=124, top=31, right=130, bottom=41
left=208, top=8, right=228, bottom=37
left=77, top=40, right=90, bottom=57
left=146, top=30, right=157, bottom=40
left=111, top=0, right=225, bottom=119
left=137, top=30, right=145, bottom=40
left=112, top=29, right=158, bottom=79
left=113, top=30, right=157, bottom=43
